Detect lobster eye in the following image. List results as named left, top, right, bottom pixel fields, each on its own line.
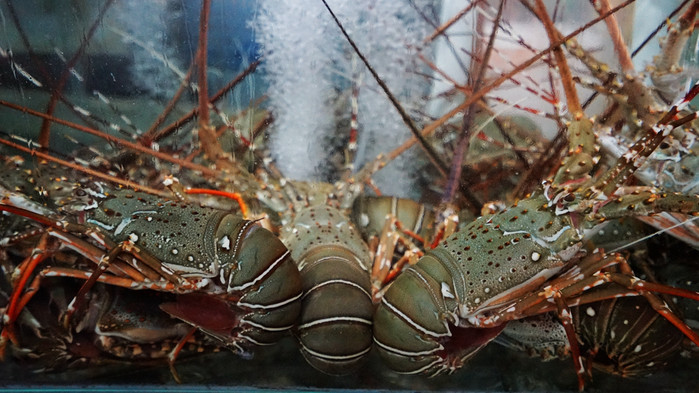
left=75, top=189, right=86, bottom=197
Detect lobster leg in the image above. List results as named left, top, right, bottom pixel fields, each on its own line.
left=586, top=189, right=699, bottom=223
left=0, top=273, right=41, bottom=360
left=552, top=292, right=586, bottom=391
left=370, top=214, right=424, bottom=301
left=0, top=203, right=199, bottom=334
left=3, top=233, right=54, bottom=328
left=486, top=260, right=699, bottom=390
left=481, top=251, right=699, bottom=380
left=168, top=326, right=198, bottom=384
left=591, top=270, right=699, bottom=347
left=370, top=217, right=400, bottom=299
left=41, top=266, right=179, bottom=290
left=61, top=237, right=194, bottom=327
left=590, top=83, right=699, bottom=197
left=0, top=232, right=56, bottom=357
left=1, top=229, right=160, bottom=351
left=2, top=261, right=184, bottom=352
left=0, top=203, right=193, bottom=286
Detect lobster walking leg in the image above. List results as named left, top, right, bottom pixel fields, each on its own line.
left=0, top=232, right=53, bottom=356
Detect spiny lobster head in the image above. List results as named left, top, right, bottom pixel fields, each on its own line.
left=442, top=192, right=585, bottom=313
left=485, top=191, right=585, bottom=262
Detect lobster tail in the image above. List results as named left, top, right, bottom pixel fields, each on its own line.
left=157, top=213, right=303, bottom=353
left=374, top=250, right=503, bottom=375
left=281, top=205, right=374, bottom=375
left=222, top=219, right=304, bottom=346
left=295, top=245, right=373, bottom=375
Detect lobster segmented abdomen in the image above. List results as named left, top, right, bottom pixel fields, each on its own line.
left=295, top=245, right=373, bottom=374
left=281, top=205, right=374, bottom=375
left=227, top=220, right=304, bottom=346
left=158, top=215, right=302, bottom=352
left=373, top=249, right=504, bottom=375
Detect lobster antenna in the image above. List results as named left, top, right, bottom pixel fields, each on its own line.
left=609, top=215, right=699, bottom=253
left=592, top=81, right=699, bottom=196
left=0, top=135, right=168, bottom=197
left=441, top=0, right=505, bottom=209
left=320, top=0, right=450, bottom=179
left=582, top=0, right=692, bottom=109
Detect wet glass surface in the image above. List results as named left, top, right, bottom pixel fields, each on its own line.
left=0, top=1, right=698, bottom=392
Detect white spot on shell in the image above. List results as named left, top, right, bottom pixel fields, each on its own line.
left=484, top=287, right=491, bottom=294
left=359, top=213, right=369, bottom=227
left=474, top=298, right=481, bottom=304
left=634, top=345, right=642, bottom=353
left=586, top=307, right=595, bottom=317
left=441, top=282, right=455, bottom=299
left=531, top=252, right=541, bottom=261
left=128, top=233, right=139, bottom=242
left=171, top=248, right=179, bottom=255
left=219, top=235, right=231, bottom=250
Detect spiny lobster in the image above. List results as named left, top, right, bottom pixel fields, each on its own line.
left=373, top=85, right=699, bottom=389
left=372, top=1, right=699, bottom=390
left=0, top=0, right=696, bottom=388
left=0, top=171, right=303, bottom=374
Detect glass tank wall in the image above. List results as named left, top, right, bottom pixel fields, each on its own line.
left=0, top=1, right=698, bottom=392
